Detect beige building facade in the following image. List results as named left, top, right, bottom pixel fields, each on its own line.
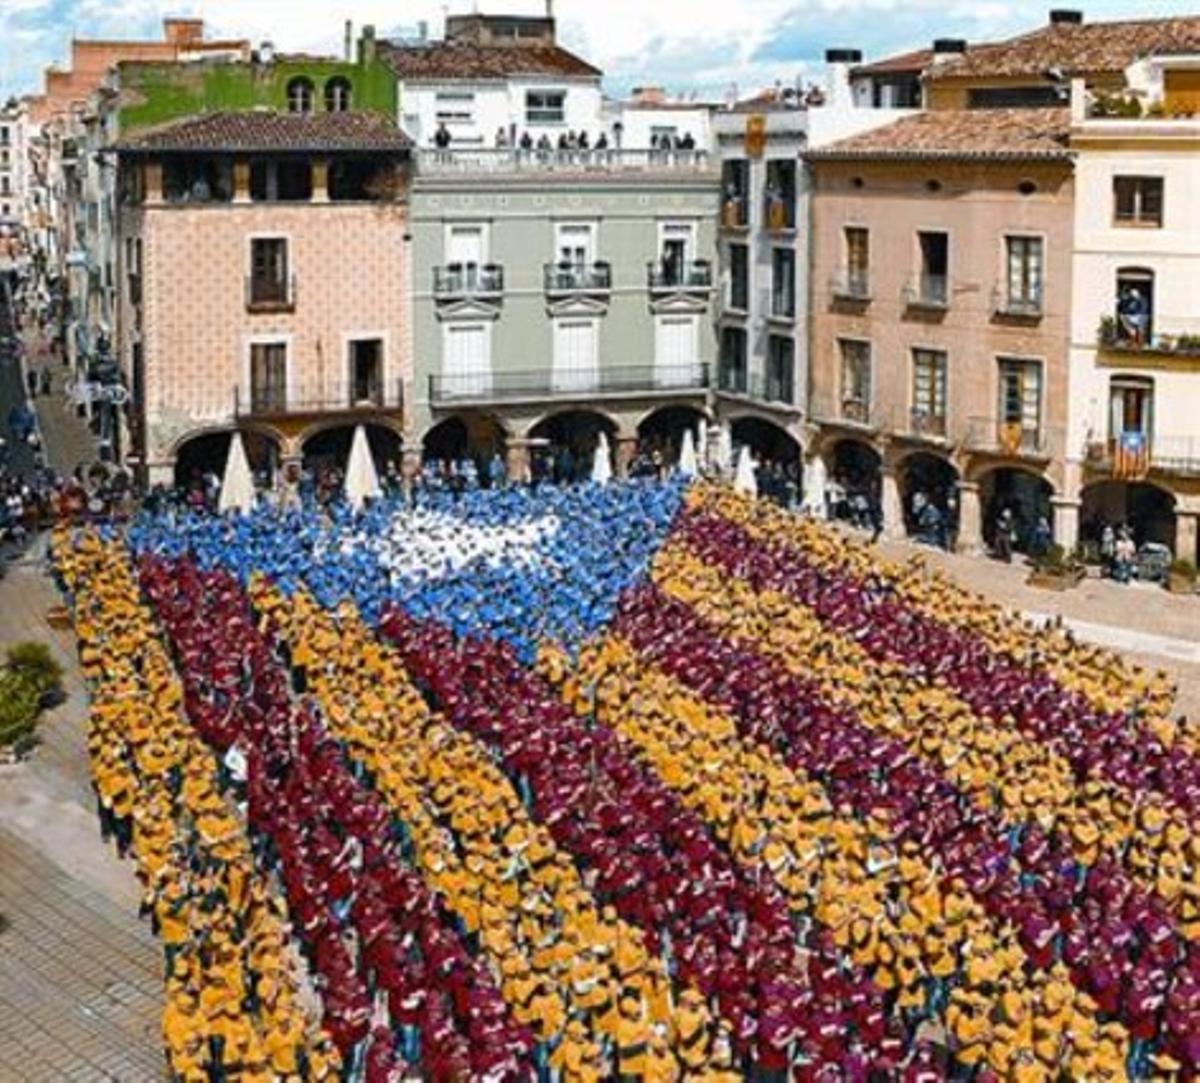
left=114, top=112, right=410, bottom=486
left=806, top=109, right=1075, bottom=551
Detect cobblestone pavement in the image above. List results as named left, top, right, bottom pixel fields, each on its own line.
left=0, top=548, right=164, bottom=1081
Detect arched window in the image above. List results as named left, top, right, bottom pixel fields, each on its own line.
left=286, top=77, right=314, bottom=114
left=324, top=77, right=352, bottom=113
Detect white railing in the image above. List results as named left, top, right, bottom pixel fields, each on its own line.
left=415, top=148, right=714, bottom=177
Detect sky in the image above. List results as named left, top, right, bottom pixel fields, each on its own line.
left=4, top=0, right=1200, bottom=102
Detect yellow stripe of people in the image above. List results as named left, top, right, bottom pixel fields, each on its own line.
left=688, top=484, right=1189, bottom=757
left=251, top=580, right=729, bottom=1078
left=654, top=539, right=1200, bottom=938
left=54, top=530, right=337, bottom=1082
left=554, top=634, right=1127, bottom=1079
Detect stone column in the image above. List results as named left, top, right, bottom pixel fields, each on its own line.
left=1052, top=496, right=1082, bottom=552
left=401, top=441, right=423, bottom=481
left=311, top=158, right=330, bottom=203
left=881, top=468, right=904, bottom=539
left=1176, top=511, right=1199, bottom=565
left=956, top=481, right=983, bottom=554
left=506, top=439, right=532, bottom=485
left=144, top=160, right=164, bottom=205
left=232, top=158, right=251, bottom=204
left=615, top=436, right=638, bottom=478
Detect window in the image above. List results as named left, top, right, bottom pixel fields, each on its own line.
left=968, top=86, right=1062, bottom=108
left=0, top=177, right=10, bottom=198
left=766, top=335, right=795, bottom=404
left=249, top=160, right=313, bottom=202
left=0, top=126, right=8, bottom=146
left=1005, top=236, right=1044, bottom=314
left=998, top=358, right=1042, bottom=448
left=443, top=323, right=491, bottom=397
left=1109, top=376, right=1154, bottom=440
left=125, top=238, right=142, bottom=306
left=911, top=348, right=947, bottom=435
left=765, top=159, right=797, bottom=230
left=655, top=315, right=700, bottom=385
left=719, top=327, right=748, bottom=393
left=916, top=231, right=949, bottom=305
left=1114, top=176, right=1163, bottom=227
left=348, top=339, right=383, bottom=405
left=1114, top=267, right=1155, bottom=346
left=771, top=248, right=796, bottom=318
left=435, top=91, right=475, bottom=125
left=728, top=243, right=749, bottom=310
left=844, top=226, right=869, bottom=295
left=839, top=339, right=872, bottom=423
left=250, top=342, right=288, bottom=413
left=651, top=125, right=679, bottom=146
left=556, top=222, right=594, bottom=268
left=721, top=160, right=749, bottom=227
left=873, top=76, right=921, bottom=108
left=324, top=77, right=352, bottom=113
left=526, top=90, right=566, bottom=124
left=659, top=222, right=694, bottom=285
left=249, top=238, right=289, bottom=307
left=552, top=319, right=599, bottom=393
left=286, top=77, right=315, bottom=114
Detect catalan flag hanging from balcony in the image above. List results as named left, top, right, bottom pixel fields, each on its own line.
left=1114, top=429, right=1150, bottom=480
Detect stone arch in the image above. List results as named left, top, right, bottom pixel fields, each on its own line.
left=528, top=409, right=618, bottom=483
left=895, top=450, right=960, bottom=541
left=299, top=414, right=405, bottom=448
left=301, top=422, right=403, bottom=477
left=422, top=413, right=508, bottom=463
left=974, top=465, right=1056, bottom=553
left=1081, top=479, right=1178, bottom=552
left=173, top=428, right=280, bottom=490
left=636, top=404, right=710, bottom=464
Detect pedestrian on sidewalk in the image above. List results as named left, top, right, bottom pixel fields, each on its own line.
left=25, top=368, right=37, bottom=399
left=39, top=368, right=51, bottom=396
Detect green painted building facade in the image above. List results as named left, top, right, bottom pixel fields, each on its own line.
left=409, top=151, right=722, bottom=477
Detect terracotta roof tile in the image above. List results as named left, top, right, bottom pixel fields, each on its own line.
left=115, top=110, right=410, bottom=153
left=806, top=107, right=1071, bottom=161
left=851, top=47, right=936, bottom=77
left=380, top=40, right=600, bottom=80
left=931, top=16, right=1200, bottom=81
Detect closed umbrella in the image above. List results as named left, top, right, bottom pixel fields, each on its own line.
left=734, top=445, right=757, bottom=497
left=717, top=426, right=734, bottom=474
left=218, top=432, right=255, bottom=515
left=344, top=424, right=382, bottom=510
left=678, top=429, right=698, bottom=477
left=697, top=419, right=708, bottom=471
left=592, top=432, right=613, bottom=484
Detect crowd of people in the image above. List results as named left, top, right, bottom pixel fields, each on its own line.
left=52, top=468, right=1200, bottom=1078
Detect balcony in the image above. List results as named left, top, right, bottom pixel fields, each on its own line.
left=903, top=274, right=949, bottom=311
left=966, top=417, right=1052, bottom=458
left=1086, top=434, right=1200, bottom=478
left=544, top=261, right=612, bottom=296
left=433, top=264, right=504, bottom=301
left=1098, top=318, right=1200, bottom=362
left=907, top=409, right=948, bottom=441
left=829, top=270, right=871, bottom=303
left=429, top=363, right=709, bottom=406
left=647, top=259, right=713, bottom=295
left=716, top=368, right=796, bottom=408
left=808, top=395, right=880, bottom=430
left=993, top=286, right=1043, bottom=320
left=245, top=274, right=296, bottom=314
left=233, top=378, right=403, bottom=421
left=415, top=148, right=714, bottom=179
left=763, top=198, right=796, bottom=233
left=720, top=196, right=749, bottom=231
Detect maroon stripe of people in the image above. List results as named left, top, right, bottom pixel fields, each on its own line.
left=138, top=556, right=535, bottom=1080
left=612, top=580, right=1200, bottom=1066
left=681, top=507, right=1200, bottom=823
left=379, top=606, right=911, bottom=1072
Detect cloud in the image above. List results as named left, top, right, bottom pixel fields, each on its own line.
left=6, top=0, right=1200, bottom=101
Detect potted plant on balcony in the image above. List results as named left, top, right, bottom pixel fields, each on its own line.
left=1167, top=559, right=1197, bottom=595
left=1027, top=544, right=1086, bottom=591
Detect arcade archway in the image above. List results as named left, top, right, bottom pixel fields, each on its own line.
left=528, top=410, right=617, bottom=483
left=173, top=429, right=279, bottom=491
left=1082, top=480, right=1177, bottom=551
left=978, top=467, right=1054, bottom=553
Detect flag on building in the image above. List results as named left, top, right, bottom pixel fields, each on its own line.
left=1114, top=430, right=1150, bottom=480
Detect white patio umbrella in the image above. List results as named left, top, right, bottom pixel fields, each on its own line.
left=734, top=445, right=758, bottom=497
left=803, top=453, right=828, bottom=517
left=678, top=429, right=698, bottom=478
left=592, top=432, right=613, bottom=484
left=344, top=424, right=382, bottom=510
left=217, top=432, right=255, bottom=515
left=697, top=419, right=709, bottom=471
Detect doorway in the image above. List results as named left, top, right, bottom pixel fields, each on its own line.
left=348, top=339, right=383, bottom=406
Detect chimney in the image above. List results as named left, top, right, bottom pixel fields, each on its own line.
left=344, top=20, right=353, bottom=62
left=163, top=18, right=204, bottom=46
left=359, top=24, right=377, bottom=65
left=929, top=38, right=967, bottom=66
left=824, top=48, right=862, bottom=111
left=632, top=86, right=665, bottom=105
left=1050, top=9, right=1084, bottom=25
left=259, top=41, right=275, bottom=65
